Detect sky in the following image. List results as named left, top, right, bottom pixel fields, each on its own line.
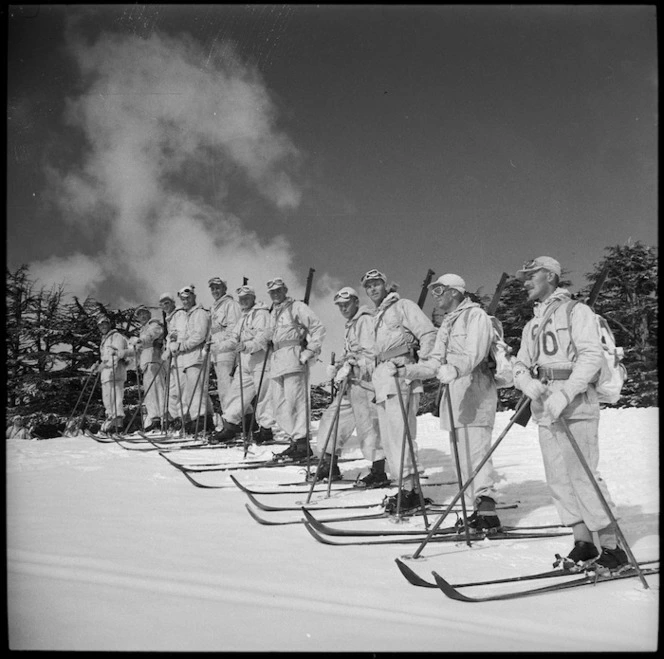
left=6, top=4, right=658, bottom=380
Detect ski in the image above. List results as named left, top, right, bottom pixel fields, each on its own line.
left=242, top=490, right=382, bottom=512
left=395, top=557, right=659, bottom=590
left=431, top=564, right=660, bottom=602
left=83, top=429, right=116, bottom=443
left=158, top=450, right=361, bottom=473
left=229, top=474, right=358, bottom=495
left=245, top=504, right=390, bottom=527
left=302, top=509, right=568, bottom=538
left=303, top=520, right=570, bottom=546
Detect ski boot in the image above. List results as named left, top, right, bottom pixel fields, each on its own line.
left=273, top=437, right=314, bottom=463
left=354, top=459, right=391, bottom=489
left=455, top=496, right=502, bottom=534
left=144, top=417, right=162, bottom=433
left=254, top=426, right=274, bottom=445
left=553, top=540, right=600, bottom=571
left=311, top=454, right=342, bottom=482
left=593, top=546, right=629, bottom=574
left=208, top=419, right=241, bottom=445
left=383, top=489, right=432, bottom=515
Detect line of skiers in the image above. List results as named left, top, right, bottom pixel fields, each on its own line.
left=93, top=256, right=628, bottom=571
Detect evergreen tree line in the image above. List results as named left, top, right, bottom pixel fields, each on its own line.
left=5, top=242, right=658, bottom=436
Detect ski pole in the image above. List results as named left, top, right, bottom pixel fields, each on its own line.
left=199, top=342, right=213, bottom=440
left=409, top=395, right=530, bottom=559
left=80, top=370, right=101, bottom=431
left=172, top=354, right=186, bottom=437
left=325, top=385, right=345, bottom=499
left=161, top=352, right=172, bottom=432
left=109, top=353, right=118, bottom=434
left=304, top=361, right=312, bottom=475
left=193, top=343, right=211, bottom=438
left=66, top=367, right=95, bottom=431
left=559, top=418, right=649, bottom=589
left=247, top=344, right=272, bottom=453
left=305, top=374, right=350, bottom=503
left=134, top=346, right=144, bottom=431
left=123, top=359, right=168, bottom=434
left=444, top=384, right=472, bottom=547
left=329, top=352, right=336, bottom=403
left=393, top=375, right=429, bottom=528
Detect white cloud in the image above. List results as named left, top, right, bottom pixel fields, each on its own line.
left=33, top=25, right=346, bottom=382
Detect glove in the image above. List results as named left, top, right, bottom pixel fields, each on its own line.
left=542, top=391, right=570, bottom=423
left=334, top=362, right=352, bottom=382
left=383, top=361, right=398, bottom=376
left=161, top=348, right=171, bottom=361
left=519, top=376, right=547, bottom=401
left=235, top=341, right=246, bottom=354
left=437, top=364, right=458, bottom=384
left=299, top=349, right=314, bottom=365
left=325, top=364, right=337, bottom=380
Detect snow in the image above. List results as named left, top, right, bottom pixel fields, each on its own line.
left=7, top=407, right=659, bottom=651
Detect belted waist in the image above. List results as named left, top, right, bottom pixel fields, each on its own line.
left=272, top=339, right=301, bottom=351
left=376, top=344, right=412, bottom=364
left=536, top=366, right=573, bottom=381
left=210, top=326, right=225, bottom=335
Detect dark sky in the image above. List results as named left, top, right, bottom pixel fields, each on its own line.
left=6, top=4, right=658, bottom=371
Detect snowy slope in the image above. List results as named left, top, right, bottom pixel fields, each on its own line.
left=6, top=408, right=659, bottom=651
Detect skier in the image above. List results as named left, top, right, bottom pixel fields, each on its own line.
left=267, top=276, right=326, bottom=462
left=96, top=315, right=129, bottom=433
left=362, top=269, right=437, bottom=513
left=130, top=305, right=166, bottom=433
left=159, top=292, right=188, bottom=431
left=168, top=286, right=214, bottom=434
left=7, top=415, right=32, bottom=439
left=316, top=286, right=387, bottom=485
left=403, top=273, right=501, bottom=530
left=208, top=276, right=242, bottom=419
left=209, top=284, right=276, bottom=444
left=512, top=256, right=627, bottom=571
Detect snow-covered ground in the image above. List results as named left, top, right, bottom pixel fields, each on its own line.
left=7, top=407, right=659, bottom=651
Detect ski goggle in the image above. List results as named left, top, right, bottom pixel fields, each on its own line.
left=430, top=284, right=450, bottom=297
left=178, top=286, right=195, bottom=297
left=360, top=269, right=386, bottom=285
left=334, top=288, right=359, bottom=303
left=266, top=278, right=286, bottom=290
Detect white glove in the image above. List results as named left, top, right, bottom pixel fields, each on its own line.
left=299, top=349, right=314, bottom=365
left=235, top=341, right=246, bottom=354
left=325, top=364, right=337, bottom=380
left=437, top=364, right=458, bottom=384
left=519, top=376, right=547, bottom=401
left=383, top=361, right=398, bottom=376
left=542, top=391, right=570, bottom=423
left=334, top=362, right=352, bottom=382
left=161, top=348, right=171, bottom=361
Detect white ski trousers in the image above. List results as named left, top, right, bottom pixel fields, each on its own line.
left=316, top=383, right=384, bottom=463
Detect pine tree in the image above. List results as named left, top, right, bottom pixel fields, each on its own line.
left=579, top=242, right=658, bottom=407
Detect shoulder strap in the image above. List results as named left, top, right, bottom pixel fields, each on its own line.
left=565, top=299, right=581, bottom=360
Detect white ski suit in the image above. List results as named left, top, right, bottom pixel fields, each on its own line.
left=269, top=298, right=326, bottom=440
left=407, top=298, right=498, bottom=507
left=370, top=293, right=436, bottom=488
left=217, top=302, right=275, bottom=430
left=513, top=288, right=617, bottom=531
left=317, top=305, right=384, bottom=463
left=210, top=295, right=242, bottom=412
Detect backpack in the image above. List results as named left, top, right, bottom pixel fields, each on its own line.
left=487, top=316, right=515, bottom=389
left=451, top=308, right=514, bottom=388
left=566, top=301, right=626, bottom=404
